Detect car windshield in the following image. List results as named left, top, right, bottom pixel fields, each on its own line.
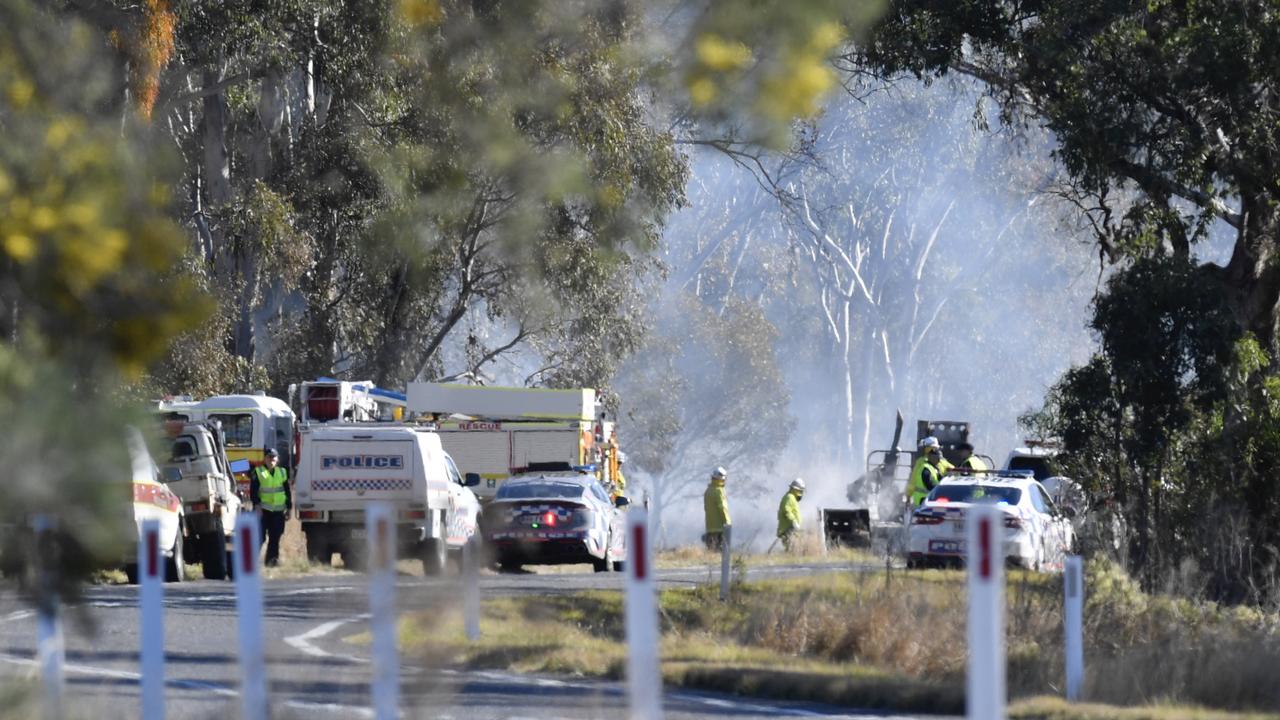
left=929, top=484, right=1022, bottom=505
left=1007, top=456, right=1055, bottom=481
left=496, top=481, right=584, bottom=500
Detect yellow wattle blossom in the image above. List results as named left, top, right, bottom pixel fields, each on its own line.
left=687, top=76, right=718, bottom=107
left=809, top=21, right=845, bottom=54
left=4, top=234, right=36, bottom=263
left=59, top=229, right=128, bottom=293
left=400, top=0, right=444, bottom=28
left=7, top=78, right=33, bottom=108
left=761, top=53, right=837, bottom=120
left=45, top=118, right=81, bottom=150
left=695, top=33, right=753, bottom=72
left=29, top=206, right=56, bottom=232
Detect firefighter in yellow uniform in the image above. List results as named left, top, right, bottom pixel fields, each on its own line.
left=253, top=447, right=291, bottom=567
left=614, top=451, right=628, bottom=496
left=703, top=467, right=730, bottom=550
left=777, top=478, right=805, bottom=551
left=908, top=437, right=945, bottom=506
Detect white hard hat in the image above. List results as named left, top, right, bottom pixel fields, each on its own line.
left=712, top=466, right=727, bottom=479
left=790, top=477, right=806, bottom=492
left=617, top=451, right=627, bottom=464
left=919, top=436, right=941, bottom=450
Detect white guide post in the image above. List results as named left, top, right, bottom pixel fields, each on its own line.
left=32, top=515, right=63, bottom=720
left=233, top=512, right=268, bottom=720
left=1063, top=555, right=1085, bottom=702
left=366, top=503, right=400, bottom=720
left=718, top=524, right=732, bottom=602
left=966, top=504, right=1006, bottom=720
left=139, top=519, right=165, bottom=720
left=463, top=538, right=481, bottom=642
left=625, top=509, right=663, bottom=720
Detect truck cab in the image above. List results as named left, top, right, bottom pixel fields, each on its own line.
left=158, top=420, right=244, bottom=580
left=294, top=424, right=481, bottom=574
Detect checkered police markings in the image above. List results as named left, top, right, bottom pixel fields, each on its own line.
left=313, top=478, right=413, bottom=492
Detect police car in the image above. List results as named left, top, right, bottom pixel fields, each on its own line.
left=486, top=470, right=629, bottom=572
left=906, top=471, right=1075, bottom=571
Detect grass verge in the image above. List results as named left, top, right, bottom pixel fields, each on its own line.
left=369, top=559, right=1280, bottom=719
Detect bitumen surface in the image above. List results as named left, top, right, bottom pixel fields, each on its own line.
left=0, top=563, right=937, bottom=719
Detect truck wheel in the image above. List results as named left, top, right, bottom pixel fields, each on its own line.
left=125, top=564, right=139, bottom=585
left=200, top=531, right=228, bottom=580
left=165, top=532, right=185, bottom=583
left=611, top=560, right=625, bottom=573
left=421, top=538, right=447, bottom=576
left=340, top=547, right=366, bottom=572
left=304, top=529, right=331, bottom=565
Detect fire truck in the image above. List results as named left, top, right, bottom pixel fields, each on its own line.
left=405, top=382, right=625, bottom=502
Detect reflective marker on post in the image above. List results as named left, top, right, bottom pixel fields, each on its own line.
left=32, top=515, right=63, bottom=720
left=463, top=537, right=481, bottom=642
left=233, top=513, right=267, bottom=720
left=718, top=524, right=732, bottom=602
left=139, top=520, right=165, bottom=720
left=966, top=505, right=1006, bottom=720
left=625, top=509, right=663, bottom=720
left=1064, top=555, right=1085, bottom=702
left=366, top=503, right=400, bottom=720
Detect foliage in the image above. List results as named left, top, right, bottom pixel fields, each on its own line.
left=854, top=0, right=1280, bottom=599
left=0, top=0, right=202, bottom=595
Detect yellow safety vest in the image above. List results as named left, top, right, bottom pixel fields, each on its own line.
left=908, top=457, right=942, bottom=506
left=256, top=466, right=288, bottom=512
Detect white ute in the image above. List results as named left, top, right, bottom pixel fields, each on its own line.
left=294, top=424, right=482, bottom=574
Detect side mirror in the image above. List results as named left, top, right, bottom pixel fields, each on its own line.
left=161, top=466, right=182, bottom=483
left=229, top=459, right=252, bottom=474
left=1060, top=505, right=1078, bottom=519
left=464, top=472, right=481, bottom=487
left=614, top=496, right=631, bottom=508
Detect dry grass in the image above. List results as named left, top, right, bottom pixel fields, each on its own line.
left=379, top=557, right=1280, bottom=717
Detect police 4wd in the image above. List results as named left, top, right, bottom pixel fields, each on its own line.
left=158, top=420, right=245, bottom=580
left=294, top=424, right=481, bottom=574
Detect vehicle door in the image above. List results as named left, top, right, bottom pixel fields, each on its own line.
left=443, top=452, right=479, bottom=547
left=587, top=479, right=624, bottom=560
left=1031, top=483, right=1071, bottom=564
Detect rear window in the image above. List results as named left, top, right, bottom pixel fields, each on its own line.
left=172, top=435, right=198, bottom=460
left=1007, top=456, right=1056, bottom=481
left=930, top=484, right=1022, bottom=505
left=496, top=481, right=584, bottom=500
left=209, top=413, right=253, bottom=448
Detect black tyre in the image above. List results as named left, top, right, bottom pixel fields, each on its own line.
left=340, top=547, right=366, bottom=572
left=421, top=538, right=447, bottom=576
left=200, top=530, right=228, bottom=580
left=611, top=560, right=625, bottom=573
left=305, top=529, right=331, bottom=565
left=592, top=535, right=612, bottom=573
left=165, top=531, right=185, bottom=583
left=124, top=564, right=139, bottom=585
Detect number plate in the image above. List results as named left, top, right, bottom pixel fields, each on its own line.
left=350, top=528, right=367, bottom=540
left=929, top=539, right=964, bottom=555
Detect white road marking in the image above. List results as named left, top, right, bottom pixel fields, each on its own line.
left=284, top=614, right=371, bottom=664
left=0, top=650, right=237, bottom=697
left=0, top=610, right=34, bottom=625
left=284, top=699, right=375, bottom=718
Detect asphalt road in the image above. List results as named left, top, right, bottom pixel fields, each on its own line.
left=0, top=563, right=930, bottom=719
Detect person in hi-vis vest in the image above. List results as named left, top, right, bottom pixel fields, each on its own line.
left=252, top=447, right=291, bottom=567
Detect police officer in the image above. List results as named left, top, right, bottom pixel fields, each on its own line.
left=253, top=447, right=291, bottom=567
left=777, top=478, right=805, bottom=551
left=703, top=467, right=730, bottom=550
left=908, top=437, right=945, bottom=506
left=956, top=442, right=988, bottom=472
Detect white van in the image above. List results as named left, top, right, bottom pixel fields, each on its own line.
left=294, top=424, right=481, bottom=574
